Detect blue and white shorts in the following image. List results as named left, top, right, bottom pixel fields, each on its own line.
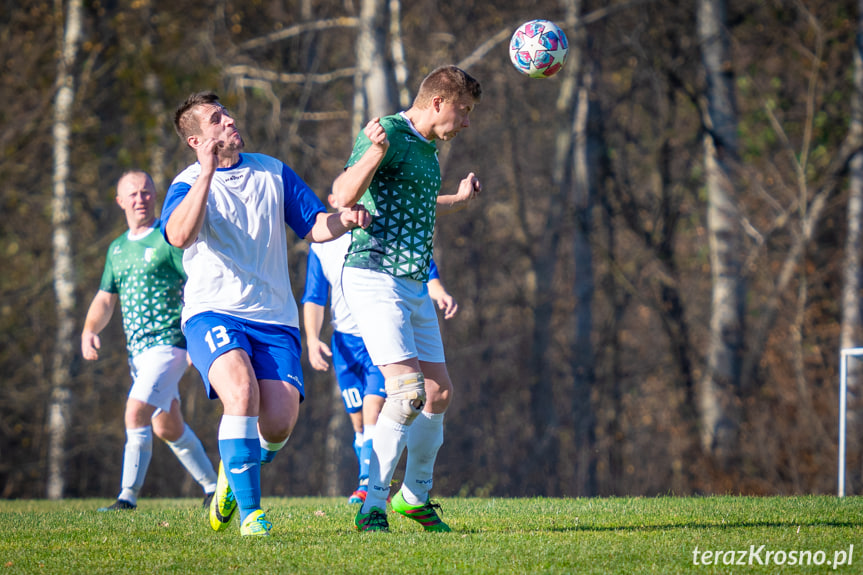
left=341, top=267, right=446, bottom=367
left=184, top=311, right=305, bottom=401
left=128, top=345, right=187, bottom=414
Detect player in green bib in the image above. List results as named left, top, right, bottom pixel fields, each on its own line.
left=333, top=65, right=483, bottom=532
left=81, top=170, right=217, bottom=511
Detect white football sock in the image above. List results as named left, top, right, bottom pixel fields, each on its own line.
left=402, top=411, right=445, bottom=505
left=118, top=426, right=153, bottom=504
left=165, top=423, right=217, bottom=493
left=361, top=416, right=409, bottom=513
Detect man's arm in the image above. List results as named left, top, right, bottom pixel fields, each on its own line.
left=436, top=172, right=482, bottom=215
left=304, top=207, right=370, bottom=243
left=81, top=290, right=119, bottom=360
left=165, top=138, right=222, bottom=248
left=303, top=301, right=332, bottom=371
left=332, top=118, right=389, bottom=208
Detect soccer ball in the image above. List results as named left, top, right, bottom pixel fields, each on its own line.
left=509, top=19, right=569, bottom=79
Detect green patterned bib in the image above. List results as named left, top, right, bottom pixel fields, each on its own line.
left=344, top=114, right=441, bottom=281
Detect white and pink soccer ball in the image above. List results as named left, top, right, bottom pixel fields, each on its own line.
left=509, top=19, right=569, bottom=79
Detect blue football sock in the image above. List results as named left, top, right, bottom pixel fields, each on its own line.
left=353, top=431, right=364, bottom=466
left=218, top=415, right=261, bottom=522
left=359, top=424, right=375, bottom=483
left=259, top=436, right=288, bottom=465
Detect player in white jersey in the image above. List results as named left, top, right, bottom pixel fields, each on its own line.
left=161, top=91, right=369, bottom=537
left=301, top=196, right=457, bottom=504
left=81, top=170, right=217, bottom=512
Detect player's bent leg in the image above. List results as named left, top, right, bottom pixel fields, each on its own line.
left=257, top=379, right=300, bottom=465
left=165, top=423, right=218, bottom=499
left=155, top=399, right=217, bottom=499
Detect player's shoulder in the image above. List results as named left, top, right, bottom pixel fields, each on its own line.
left=381, top=113, right=409, bottom=133
left=169, top=162, right=201, bottom=189
left=106, top=230, right=129, bottom=253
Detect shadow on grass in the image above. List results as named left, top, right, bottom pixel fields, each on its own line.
left=456, top=519, right=863, bottom=535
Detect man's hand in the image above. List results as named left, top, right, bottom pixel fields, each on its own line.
left=434, top=292, right=458, bottom=320
left=307, top=339, right=333, bottom=372
left=454, top=172, right=481, bottom=203
left=339, top=204, right=371, bottom=230
left=81, top=331, right=101, bottom=361
left=364, top=118, right=389, bottom=151
left=196, top=138, right=223, bottom=174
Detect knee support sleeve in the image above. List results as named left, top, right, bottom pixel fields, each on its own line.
left=381, top=373, right=426, bottom=425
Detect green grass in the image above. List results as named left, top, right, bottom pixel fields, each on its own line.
left=0, top=496, right=860, bottom=574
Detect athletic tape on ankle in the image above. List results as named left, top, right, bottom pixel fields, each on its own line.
left=381, top=373, right=426, bottom=425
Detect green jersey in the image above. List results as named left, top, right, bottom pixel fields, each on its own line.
left=344, top=113, right=441, bottom=282
left=99, top=221, right=186, bottom=357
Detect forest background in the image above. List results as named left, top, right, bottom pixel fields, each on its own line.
left=3, top=0, right=863, bottom=500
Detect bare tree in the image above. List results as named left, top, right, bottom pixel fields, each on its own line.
left=565, top=0, right=598, bottom=497
left=696, top=0, right=744, bottom=467
left=840, top=0, right=863, bottom=493
left=352, top=0, right=397, bottom=137
left=46, top=0, right=83, bottom=499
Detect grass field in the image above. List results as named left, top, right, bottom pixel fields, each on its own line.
left=0, top=496, right=860, bottom=574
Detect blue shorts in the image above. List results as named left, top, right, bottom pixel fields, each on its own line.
left=184, top=311, right=305, bottom=401
left=331, top=331, right=386, bottom=414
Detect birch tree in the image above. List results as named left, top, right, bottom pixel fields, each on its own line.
left=696, top=0, right=744, bottom=466
left=47, top=0, right=83, bottom=499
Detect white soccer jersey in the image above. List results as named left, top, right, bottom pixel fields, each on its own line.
left=308, top=234, right=361, bottom=336
left=161, top=153, right=325, bottom=328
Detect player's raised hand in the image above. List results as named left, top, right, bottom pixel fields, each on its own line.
left=196, top=138, right=223, bottom=173
left=364, top=118, right=389, bottom=150
left=455, top=172, right=481, bottom=203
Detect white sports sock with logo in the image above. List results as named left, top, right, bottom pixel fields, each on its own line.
left=165, top=423, right=217, bottom=494
left=118, top=426, right=153, bottom=504
left=402, top=411, right=445, bottom=505
left=361, top=416, right=409, bottom=513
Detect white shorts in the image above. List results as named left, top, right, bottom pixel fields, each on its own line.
left=341, top=267, right=446, bottom=366
left=128, top=345, right=187, bottom=414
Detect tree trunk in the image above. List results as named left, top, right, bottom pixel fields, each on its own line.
left=570, top=68, right=597, bottom=497
left=388, top=0, right=411, bottom=109
left=839, top=0, right=863, bottom=494
left=47, top=0, right=83, bottom=500
left=324, top=377, right=347, bottom=497
left=352, top=0, right=396, bottom=138
left=697, top=0, right=744, bottom=467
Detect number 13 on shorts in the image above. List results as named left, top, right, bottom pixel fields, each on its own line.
left=204, top=325, right=231, bottom=352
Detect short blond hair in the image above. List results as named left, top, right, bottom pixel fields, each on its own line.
left=413, top=66, right=482, bottom=109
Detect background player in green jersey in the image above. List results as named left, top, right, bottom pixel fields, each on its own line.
left=332, top=65, right=482, bottom=532
left=81, top=170, right=217, bottom=511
